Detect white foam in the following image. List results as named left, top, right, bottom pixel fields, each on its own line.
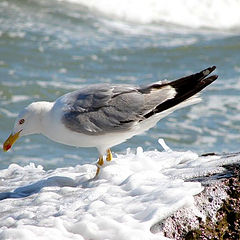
left=0, top=108, right=18, bottom=118
left=11, top=95, right=30, bottom=103
left=60, top=0, right=240, bottom=30
left=0, top=140, right=239, bottom=240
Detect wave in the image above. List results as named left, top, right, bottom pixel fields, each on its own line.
left=59, top=0, right=240, bottom=29
left=0, top=140, right=240, bottom=240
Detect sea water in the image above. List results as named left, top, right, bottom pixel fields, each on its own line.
left=0, top=1, right=240, bottom=238
left=0, top=0, right=240, bottom=170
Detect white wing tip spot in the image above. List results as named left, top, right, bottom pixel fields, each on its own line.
left=203, top=70, right=210, bottom=76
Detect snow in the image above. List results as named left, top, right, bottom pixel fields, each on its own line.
left=0, top=140, right=239, bottom=240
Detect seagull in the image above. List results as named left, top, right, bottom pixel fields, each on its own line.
left=3, top=66, right=217, bottom=177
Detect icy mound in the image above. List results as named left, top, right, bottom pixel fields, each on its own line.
left=0, top=140, right=239, bottom=240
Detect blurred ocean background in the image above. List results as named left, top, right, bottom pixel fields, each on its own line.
left=0, top=0, right=240, bottom=170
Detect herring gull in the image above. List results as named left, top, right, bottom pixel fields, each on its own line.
left=3, top=66, right=218, bottom=177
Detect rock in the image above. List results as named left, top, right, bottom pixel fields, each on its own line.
left=151, top=159, right=240, bottom=240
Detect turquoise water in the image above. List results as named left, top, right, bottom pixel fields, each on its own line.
left=0, top=0, right=240, bottom=170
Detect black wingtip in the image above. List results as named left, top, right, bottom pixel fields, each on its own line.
left=210, top=65, right=216, bottom=71
left=201, top=66, right=216, bottom=78
left=207, top=65, right=216, bottom=71
left=202, top=74, right=218, bottom=85
left=209, top=65, right=216, bottom=74
left=142, top=66, right=217, bottom=119
left=210, top=74, right=218, bottom=81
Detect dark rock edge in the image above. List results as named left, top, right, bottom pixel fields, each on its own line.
left=151, top=163, right=240, bottom=240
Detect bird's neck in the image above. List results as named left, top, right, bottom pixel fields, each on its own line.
left=37, top=101, right=55, bottom=134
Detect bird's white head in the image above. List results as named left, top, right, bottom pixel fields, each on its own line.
left=3, top=101, right=51, bottom=152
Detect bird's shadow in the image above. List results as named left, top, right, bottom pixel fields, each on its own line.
left=0, top=176, right=79, bottom=201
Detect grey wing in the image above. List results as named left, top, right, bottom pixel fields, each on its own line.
left=61, top=83, right=176, bottom=135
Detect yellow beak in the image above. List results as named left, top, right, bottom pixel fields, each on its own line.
left=3, top=131, right=21, bottom=152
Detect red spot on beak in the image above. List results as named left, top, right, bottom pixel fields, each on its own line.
left=3, top=131, right=21, bottom=152
left=5, top=144, right=11, bottom=151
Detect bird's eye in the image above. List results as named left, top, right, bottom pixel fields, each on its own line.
left=19, top=119, right=25, bottom=125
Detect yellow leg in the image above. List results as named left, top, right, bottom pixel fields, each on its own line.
left=95, top=155, right=104, bottom=177
left=106, top=149, right=112, bottom=162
